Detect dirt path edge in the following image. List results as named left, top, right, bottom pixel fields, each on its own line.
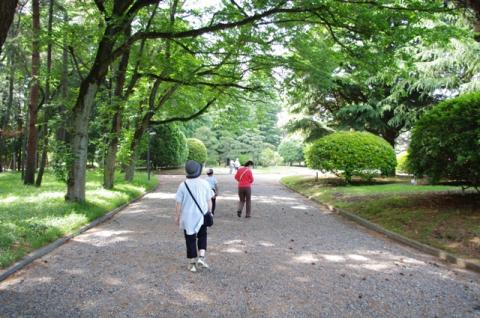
left=0, top=180, right=160, bottom=282
left=281, top=180, right=480, bottom=274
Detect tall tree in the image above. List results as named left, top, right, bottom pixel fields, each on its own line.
left=36, top=0, right=55, bottom=187
left=103, top=31, right=131, bottom=189
left=65, top=0, right=142, bottom=201
left=24, top=0, right=41, bottom=185
left=284, top=5, right=471, bottom=146
left=103, top=3, right=158, bottom=189
left=31, top=0, right=446, bottom=201
left=0, top=0, right=18, bottom=54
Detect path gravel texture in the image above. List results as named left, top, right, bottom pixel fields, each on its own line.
left=1, top=172, right=479, bottom=317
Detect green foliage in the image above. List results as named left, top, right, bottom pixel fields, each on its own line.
left=278, top=138, right=305, bottom=165
left=150, top=124, right=188, bottom=168
left=239, top=154, right=250, bottom=165
left=284, top=9, right=474, bottom=147
left=117, top=129, right=135, bottom=167
left=50, top=140, right=74, bottom=183
left=187, top=138, right=208, bottom=164
left=193, top=126, right=220, bottom=165
left=408, top=92, right=480, bottom=188
left=285, top=118, right=333, bottom=143
left=259, top=148, right=283, bottom=167
left=0, top=171, right=158, bottom=268
left=305, top=131, right=396, bottom=183
left=396, top=152, right=410, bottom=174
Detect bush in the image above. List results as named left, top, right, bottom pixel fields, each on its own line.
left=396, top=152, right=410, bottom=174
left=187, top=138, right=207, bottom=164
left=150, top=124, right=188, bottom=168
left=408, top=92, right=480, bottom=188
left=278, top=138, right=304, bottom=165
left=259, top=148, right=283, bottom=167
left=305, top=131, right=396, bottom=183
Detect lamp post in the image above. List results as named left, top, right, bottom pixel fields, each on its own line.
left=147, top=130, right=156, bottom=180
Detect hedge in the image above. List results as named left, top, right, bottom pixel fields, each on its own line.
left=408, top=91, right=480, bottom=189
left=305, top=131, right=396, bottom=183
left=150, top=124, right=188, bottom=168
left=187, top=138, right=208, bottom=164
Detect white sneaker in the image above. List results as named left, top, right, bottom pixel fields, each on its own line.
left=188, top=263, right=197, bottom=272
left=197, top=257, right=209, bottom=269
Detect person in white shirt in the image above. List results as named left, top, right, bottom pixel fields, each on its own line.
left=206, top=168, right=219, bottom=215
left=228, top=159, right=234, bottom=174
left=175, top=160, right=214, bottom=272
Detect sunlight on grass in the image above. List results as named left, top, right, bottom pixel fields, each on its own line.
left=0, top=170, right=158, bottom=268
left=281, top=175, right=480, bottom=260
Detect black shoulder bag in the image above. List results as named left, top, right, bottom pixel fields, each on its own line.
left=184, top=181, right=213, bottom=227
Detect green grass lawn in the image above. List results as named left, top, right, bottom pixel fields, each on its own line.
left=0, top=170, right=158, bottom=268
left=282, top=175, right=480, bottom=260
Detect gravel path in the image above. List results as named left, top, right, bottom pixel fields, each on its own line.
left=1, top=173, right=479, bottom=317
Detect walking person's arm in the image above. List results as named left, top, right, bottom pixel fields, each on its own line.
left=175, top=202, right=181, bottom=226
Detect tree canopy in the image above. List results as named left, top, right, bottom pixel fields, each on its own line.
left=0, top=0, right=478, bottom=201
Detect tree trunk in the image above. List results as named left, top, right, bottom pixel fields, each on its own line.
left=0, top=45, right=15, bottom=172
left=124, top=83, right=179, bottom=182
left=124, top=154, right=137, bottom=182
left=382, top=128, right=398, bottom=148
left=21, top=97, right=28, bottom=179
left=0, top=0, right=18, bottom=54
left=124, top=122, right=147, bottom=182
left=15, top=84, right=23, bottom=172
left=56, top=10, right=69, bottom=143
left=66, top=23, right=122, bottom=202
left=104, top=5, right=160, bottom=187
left=66, top=83, right=98, bottom=201
left=104, top=45, right=130, bottom=189
left=36, top=0, right=54, bottom=187
left=24, top=0, right=40, bottom=185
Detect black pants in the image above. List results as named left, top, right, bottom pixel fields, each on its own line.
left=211, top=197, right=216, bottom=215
left=238, top=187, right=252, bottom=217
left=184, top=224, right=207, bottom=259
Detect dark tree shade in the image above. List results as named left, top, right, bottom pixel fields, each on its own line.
left=0, top=0, right=18, bottom=54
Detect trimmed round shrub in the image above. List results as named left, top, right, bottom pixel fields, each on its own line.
left=187, top=138, right=207, bottom=164
left=150, top=124, right=188, bottom=168
left=305, top=131, right=396, bottom=183
left=408, top=92, right=480, bottom=188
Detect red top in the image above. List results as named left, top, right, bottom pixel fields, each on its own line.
left=235, top=167, right=254, bottom=188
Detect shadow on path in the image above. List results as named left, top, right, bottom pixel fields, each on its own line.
left=1, top=173, right=479, bottom=317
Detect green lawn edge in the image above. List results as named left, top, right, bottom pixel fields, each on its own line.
left=0, top=171, right=159, bottom=269
left=280, top=175, right=480, bottom=263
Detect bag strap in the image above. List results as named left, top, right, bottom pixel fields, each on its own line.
left=184, top=181, right=205, bottom=216
left=239, top=169, right=248, bottom=182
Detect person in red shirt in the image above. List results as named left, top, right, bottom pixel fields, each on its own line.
left=234, top=160, right=254, bottom=218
